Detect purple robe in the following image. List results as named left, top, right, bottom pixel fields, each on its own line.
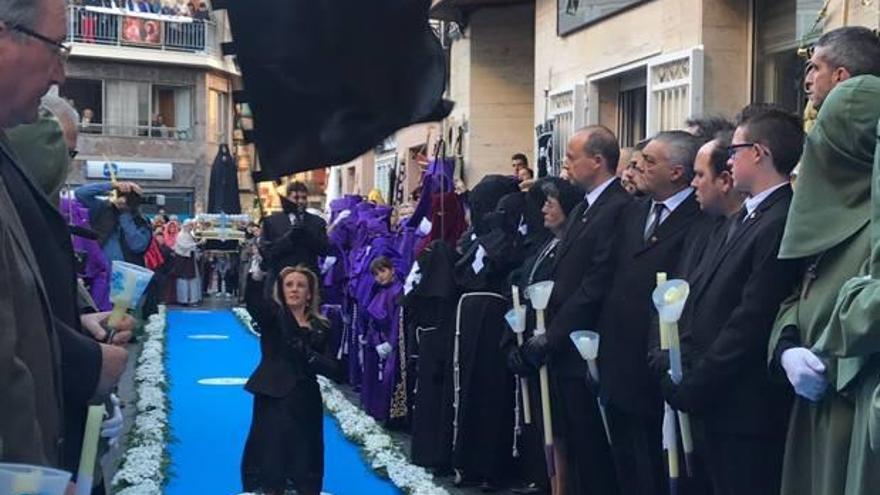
left=406, top=157, right=455, bottom=229
left=60, top=197, right=111, bottom=310
left=360, top=280, right=403, bottom=421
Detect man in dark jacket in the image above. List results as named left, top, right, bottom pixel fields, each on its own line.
left=661, top=110, right=803, bottom=495
left=260, top=181, right=329, bottom=294
left=597, top=130, right=706, bottom=495
left=523, top=125, right=630, bottom=495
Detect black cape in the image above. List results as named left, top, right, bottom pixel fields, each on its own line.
left=207, top=143, right=241, bottom=214
left=404, top=240, right=460, bottom=469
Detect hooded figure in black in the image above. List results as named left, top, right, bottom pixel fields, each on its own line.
left=403, top=239, right=461, bottom=471
left=450, top=176, right=522, bottom=490
left=207, top=143, right=241, bottom=214
left=502, top=177, right=584, bottom=494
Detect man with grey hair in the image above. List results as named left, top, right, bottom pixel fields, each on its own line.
left=596, top=130, right=706, bottom=495
left=805, top=26, right=880, bottom=110
left=0, top=0, right=69, bottom=467
left=0, top=1, right=129, bottom=487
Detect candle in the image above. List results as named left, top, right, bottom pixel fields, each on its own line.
left=74, top=405, right=106, bottom=495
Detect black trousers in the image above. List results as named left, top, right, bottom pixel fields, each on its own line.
left=553, top=376, right=619, bottom=495
left=605, top=403, right=666, bottom=495
left=701, top=429, right=784, bottom=495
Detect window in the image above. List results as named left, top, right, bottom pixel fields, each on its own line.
left=646, top=48, right=704, bottom=135
left=753, top=0, right=824, bottom=114
left=81, top=80, right=194, bottom=139
left=209, top=89, right=230, bottom=143
left=375, top=154, right=396, bottom=203
left=617, top=86, right=647, bottom=147
left=153, top=85, right=193, bottom=139
left=59, top=78, right=104, bottom=134
left=558, top=0, right=648, bottom=36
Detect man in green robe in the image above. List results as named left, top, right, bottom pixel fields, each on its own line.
left=770, top=75, right=880, bottom=495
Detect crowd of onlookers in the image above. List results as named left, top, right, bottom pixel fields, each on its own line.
left=70, top=0, right=213, bottom=51
left=72, top=0, right=212, bottom=20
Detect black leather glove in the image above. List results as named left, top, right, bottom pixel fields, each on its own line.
left=522, top=334, right=549, bottom=368
left=660, top=374, right=695, bottom=412
left=506, top=346, right=537, bottom=376
left=307, top=349, right=341, bottom=382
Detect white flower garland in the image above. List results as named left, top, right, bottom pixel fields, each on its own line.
left=232, top=307, right=448, bottom=495
left=112, top=309, right=170, bottom=495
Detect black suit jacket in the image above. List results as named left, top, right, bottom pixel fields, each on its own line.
left=244, top=293, right=336, bottom=398
left=546, top=180, right=632, bottom=377
left=260, top=210, right=329, bottom=281
left=0, top=139, right=102, bottom=471
left=673, top=185, right=797, bottom=436
left=598, top=191, right=705, bottom=416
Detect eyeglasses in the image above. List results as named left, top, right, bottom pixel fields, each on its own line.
left=726, top=142, right=756, bottom=159
left=69, top=149, right=79, bottom=159
left=10, top=24, right=71, bottom=63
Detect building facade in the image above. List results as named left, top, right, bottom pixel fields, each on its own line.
left=60, top=3, right=248, bottom=218
left=429, top=0, right=879, bottom=179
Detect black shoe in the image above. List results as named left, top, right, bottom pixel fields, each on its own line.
left=510, top=482, right=546, bottom=495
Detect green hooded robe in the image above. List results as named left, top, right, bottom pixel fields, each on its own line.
left=770, top=75, right=880, bottom=495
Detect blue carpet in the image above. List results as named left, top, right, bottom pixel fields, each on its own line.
left=165, top=309, right=400, bottom=495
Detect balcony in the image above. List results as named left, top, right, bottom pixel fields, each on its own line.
left=80, top=123, right=192, bottom=140
left=67, top=5, right=238, bottom=73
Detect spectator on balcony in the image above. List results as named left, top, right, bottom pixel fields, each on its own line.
left=194, top=1, right=209, bottom=21
left=150, top=113, right=169, bottom=138
left=80, top=107, right=101, bottom=134
left=125, top=0, right=151, bottom=13
left=159, top=0, right=176, bottom=15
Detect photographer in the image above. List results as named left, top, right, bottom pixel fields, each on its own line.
left=75, top=181, right=153, bottom=267
left=260, top=182, right=329, bottom=296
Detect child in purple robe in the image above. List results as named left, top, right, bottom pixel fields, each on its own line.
left=360, top=256, right=406, bottom=422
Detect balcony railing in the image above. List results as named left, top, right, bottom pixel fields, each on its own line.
left=80, top=122, right=193, bottom=140
left=68, top=5, right=217, bottom=55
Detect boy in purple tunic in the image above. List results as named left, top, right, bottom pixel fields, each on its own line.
left=360, top=256, right=406, bottom=422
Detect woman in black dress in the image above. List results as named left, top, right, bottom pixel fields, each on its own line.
left=241, top=265, right=339, bottom=495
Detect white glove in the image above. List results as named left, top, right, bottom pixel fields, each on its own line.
left=101, top=394, right=124, bottom=447
left=376, top=342, right=393, bottom=360
left=781, top=347, right=828, bottom=401
left=418, top=217, right=433, bottom=236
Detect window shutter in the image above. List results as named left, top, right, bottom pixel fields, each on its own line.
left=646, top=47, right=704, bottom=135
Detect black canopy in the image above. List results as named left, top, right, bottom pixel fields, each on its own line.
left=224, top=0, right=454, bottom=179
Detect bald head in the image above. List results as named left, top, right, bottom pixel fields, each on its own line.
left=564, top=125, right=620, bottom=191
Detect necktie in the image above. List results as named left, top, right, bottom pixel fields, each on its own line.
left=724, top=208, right=748, bottom=245
left=644, top=202, right=665, bottom=242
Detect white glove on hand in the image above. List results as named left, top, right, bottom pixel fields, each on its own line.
left=101, top=394, right=124, bottom=448
left=781, top=347, right=828, bottom=401
left=376, top=342, right=393, bottom=360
